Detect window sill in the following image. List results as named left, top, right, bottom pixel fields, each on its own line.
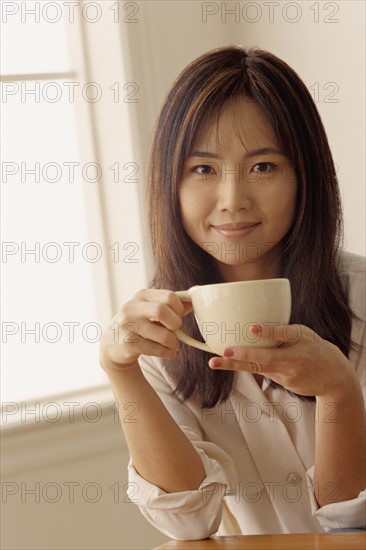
left=1, top=385, right=126, bottom=477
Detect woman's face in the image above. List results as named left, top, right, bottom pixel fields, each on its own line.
left=179, top=98, right=298, bottom=281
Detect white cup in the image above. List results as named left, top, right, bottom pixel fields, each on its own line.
left=174, top=278, right=291, bottom=355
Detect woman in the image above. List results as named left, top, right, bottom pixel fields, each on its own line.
left=100, top=46, right=365, bottom=539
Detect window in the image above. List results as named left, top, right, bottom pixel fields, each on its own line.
left=1, top=1, right=147, bottom=417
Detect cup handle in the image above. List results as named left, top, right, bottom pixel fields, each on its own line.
left=174, top=291, right=212, bottom=352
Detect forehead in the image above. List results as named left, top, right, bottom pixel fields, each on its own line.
left=192, top=97, right=279, bottom=153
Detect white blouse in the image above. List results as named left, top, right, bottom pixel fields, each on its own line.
left=128, top=251, right=366, bottom=540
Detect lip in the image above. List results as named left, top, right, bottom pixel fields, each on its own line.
left=212, top=222, right=260, bottom=237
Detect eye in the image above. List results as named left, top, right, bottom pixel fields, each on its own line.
left=251, top=162, right=275, bottom=174
left=192, top=164, right=216, bottom=176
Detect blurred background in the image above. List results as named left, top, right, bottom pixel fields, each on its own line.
left=1, top=1, right=365, bottom=548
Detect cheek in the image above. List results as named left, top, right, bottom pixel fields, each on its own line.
left=263, top=183, right=297, bottom=227
left=278, top=171, right=297, bottom=207
left=179, top=190, right=192, bottom=226
left=285, top=183, right=298, bottom=221
left=179, top=193, right=199, bottom=238
left=179, top=187, right=210, bottom=226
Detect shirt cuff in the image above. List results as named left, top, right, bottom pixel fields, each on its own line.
left=306, top=465, right=366, bottom=531
left=127, top=448, right=231, bottom=540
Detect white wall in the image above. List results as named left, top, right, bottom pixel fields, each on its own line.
left=1, top=390, right=168, bottom=549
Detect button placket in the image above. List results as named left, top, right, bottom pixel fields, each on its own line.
left=287, top=472, right=302, bottom=484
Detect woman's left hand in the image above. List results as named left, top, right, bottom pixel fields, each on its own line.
left=208, top=323, right=358, bottom=398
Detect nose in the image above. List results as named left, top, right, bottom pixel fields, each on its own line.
left=216, top=162, right=252, bottom=212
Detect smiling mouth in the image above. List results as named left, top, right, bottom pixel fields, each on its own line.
left=212, top=222, right=260, bottom=236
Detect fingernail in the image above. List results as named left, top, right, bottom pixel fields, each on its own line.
left=209, top=359, right=222, bottom=368
left=250, top=324, right=262, bottom=334
left=223, top=348, right=234, bottom=357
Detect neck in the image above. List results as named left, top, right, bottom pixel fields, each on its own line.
left=216, top=247, right=282, bottom=282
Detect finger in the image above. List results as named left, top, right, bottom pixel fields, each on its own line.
left=132, top=319, right=180, bottom=351
left=208, top=356, right=269, bottom=374
left=220, top=345, right=287, bottom=366
left=112, top=317, right=179, bottom=351
left=181, top=301, right=193, bottom=316
left=107, top=336, right=179, bottom=364
left=135, top=289, right=185, bottom=316
left=123, top=300, right=183, bottom=331
left=210, top=344, right=294, bottom=374
left=249, top=323, right=316, bottom=344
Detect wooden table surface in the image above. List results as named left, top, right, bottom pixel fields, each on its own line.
left=154, top=532, right=366, bottom=549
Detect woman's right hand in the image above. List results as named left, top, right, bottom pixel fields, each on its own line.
left=100, top=289, right=190, bottom=371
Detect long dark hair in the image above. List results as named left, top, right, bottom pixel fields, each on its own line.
left=147, top=46, right=354, bottom=408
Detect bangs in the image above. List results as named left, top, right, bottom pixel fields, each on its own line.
left=186, top=94, right=275, bottom=159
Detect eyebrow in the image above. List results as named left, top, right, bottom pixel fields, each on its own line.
left=189, top=147, right=285, bottom=159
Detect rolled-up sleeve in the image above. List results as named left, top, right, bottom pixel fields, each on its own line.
left=308, top=257, right=365, bottom=531
left=306, top=465, right=366, bottom=531
left=128, top=445, right=231, bottom=540
left=126, top=356, right=238, bottom=540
